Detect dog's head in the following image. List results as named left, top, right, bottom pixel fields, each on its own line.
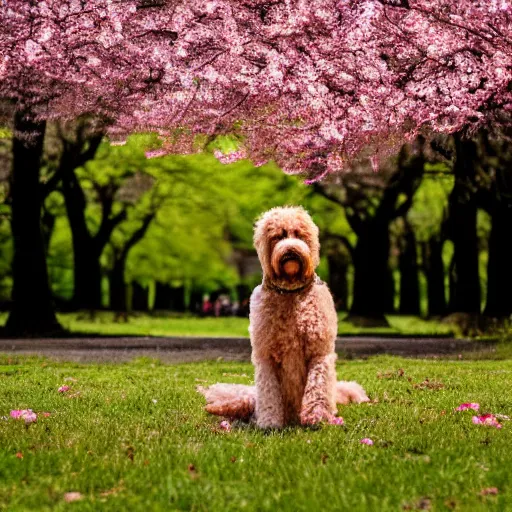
left=253, top=206, right=320, bottom=291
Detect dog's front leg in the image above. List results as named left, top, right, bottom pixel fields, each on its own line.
left=300, top=354, right=337, bottom=425
left=254, top=358, right=285, bottom=429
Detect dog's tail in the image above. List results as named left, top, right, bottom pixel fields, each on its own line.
left=335, top=381, right=370, bottom=405
left=197, top=384, right=256, bottom=420
left=198, top=381, right=368, bottom=419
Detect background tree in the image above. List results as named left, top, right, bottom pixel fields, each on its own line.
left=4, top=111, right=61, bottom=334
left=408, top=163, right=453, bottom=317
left=314, top=139, right=425, bottom=322
left=477, top=131, right=512, bottom=318
left=398, top=219, right=420, bottom=315
left=445, top=135, right=481, bottom=313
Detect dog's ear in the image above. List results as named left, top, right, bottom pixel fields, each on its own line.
left=253, top=210, right=273, bottom=273
left=253, top=217, right=267, bottom=253
left=294, top=208, right=320, bottom=267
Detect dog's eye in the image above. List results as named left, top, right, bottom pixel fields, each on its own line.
left=271, top=230, right=287, bottom=241
left=294, top=230, right=302, bottom=239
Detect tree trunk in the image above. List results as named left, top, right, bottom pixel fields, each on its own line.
left=131, top=282, right=149, bottom=311
left=41, top=208, right=56, bottom=255
left=189, top=289, right=203, bottom=314
left=109, top=255, right=127, bottom=311
left=448, top=257, right=457, bottom=312
left=327, top=251, right=349, bottom=311
left=169, top=286, right=186, bottom=312
left=235, top=284, right=251, bottom=317
left=350, top=219, right=393, bottom=320
left=399, top=223, right=420, bottom=315
left=485, top=169, right=512, bottom=317
left=74, top=245, right=102, bottom=310
left=448, top=135, right=480, bottom=313
left=154, top=282, right=172, bottom=310
left=5, top=111, right=61, bottom=336
left=62, top=172, right=103, bottom=309
left=236, top=284, right=251, bottom=304
left=154, top=283, right=186, bottom=311
left=108, top=215, right=154, bottom=312
left=423, top=237, right=446, bottom=317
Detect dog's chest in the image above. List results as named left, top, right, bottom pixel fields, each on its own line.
left=250, top=287, right=330, bottom=362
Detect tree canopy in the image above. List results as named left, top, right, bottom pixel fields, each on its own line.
left=1, top=1, right=511, bottom=178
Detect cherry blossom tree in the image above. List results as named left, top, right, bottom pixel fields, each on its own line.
left=133, top=0, right=512, bottom=177
left=1, top=0, right=512, bottom=334
left=3, top=1, right=511, bottom=172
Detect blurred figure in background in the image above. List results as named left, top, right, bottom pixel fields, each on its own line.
left=201, top=295, right=213, bottom=317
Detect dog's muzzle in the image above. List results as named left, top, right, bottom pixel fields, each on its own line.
left=271, top=239, right=314, bottom=282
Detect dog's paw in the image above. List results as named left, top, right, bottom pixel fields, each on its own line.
left=300, top=407, right=332, bottom=426
left=256, top=417, right=284, bottom=430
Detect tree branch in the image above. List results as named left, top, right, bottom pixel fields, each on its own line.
left=41, top=169, right=64, bottom=199
left=345, top=208, right=364, bottom=235
left=119, top=212, right=155, bottom=260
left=76, top=133, right=103, bottom=168
left=313, top=183, right=343, bottom=205
left=391, top=194, right=414, bottom=219
left=94, top=189, right=127, bottom=253
left=323, top=233, right=355, bottom=258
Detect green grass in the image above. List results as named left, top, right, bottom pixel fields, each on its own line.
left=1, top=354, right=511, bottom=511
left=57, top=312, right=253, bottom=338
left=0, top=312, right=458, bottom=338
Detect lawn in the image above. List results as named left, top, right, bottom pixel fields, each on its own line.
left=0, top=312, right=458, bottom=338
left=1, top=352, right=511, bottom=511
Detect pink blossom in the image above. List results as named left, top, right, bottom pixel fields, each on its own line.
left=58, top=385, right=70, bottom=393
left=455, top=403, right=480, bottom=412
left=213, top=149, right=248, bottom=165
left=145, top=149, right=168, bottom=159
left=22, top=411, right=37, bottom=424
left=219, top=420, right=231, bottom=432
left=360, top=438, right=374, bottom=445
left=328, top=416, right=345, bottom=426
left=10, top=409, right=37, bottom=424
left=369, top=155, right=379, bottom=173
left=472, top=414, right=503, bottom=429
left=2, top=0, right=512, bottom=182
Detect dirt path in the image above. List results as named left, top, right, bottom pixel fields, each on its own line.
left=0, top=336, right=495, bottom=363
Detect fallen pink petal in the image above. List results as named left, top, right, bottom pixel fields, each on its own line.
left=455, top=403, right=480, bottom=412
left=472, top=414, right=502, bottom=429
left=58, top=385, right=70, bottom=393
left=10, top=409, right=37, bottom=423
left=360, top=438, right=374, bottom=445
left=23, top=411, right=37, bottom=424
left=64, top=492, right=83, bottom=503
left=328, top=416, right=345, bottom=426
left=219, top=420, right=231, bottom=432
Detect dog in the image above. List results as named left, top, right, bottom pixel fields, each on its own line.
left=198, top=206, right=369, bottom=428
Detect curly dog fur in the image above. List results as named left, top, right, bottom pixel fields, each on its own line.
left=198, top=206, right=369, bottom=428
